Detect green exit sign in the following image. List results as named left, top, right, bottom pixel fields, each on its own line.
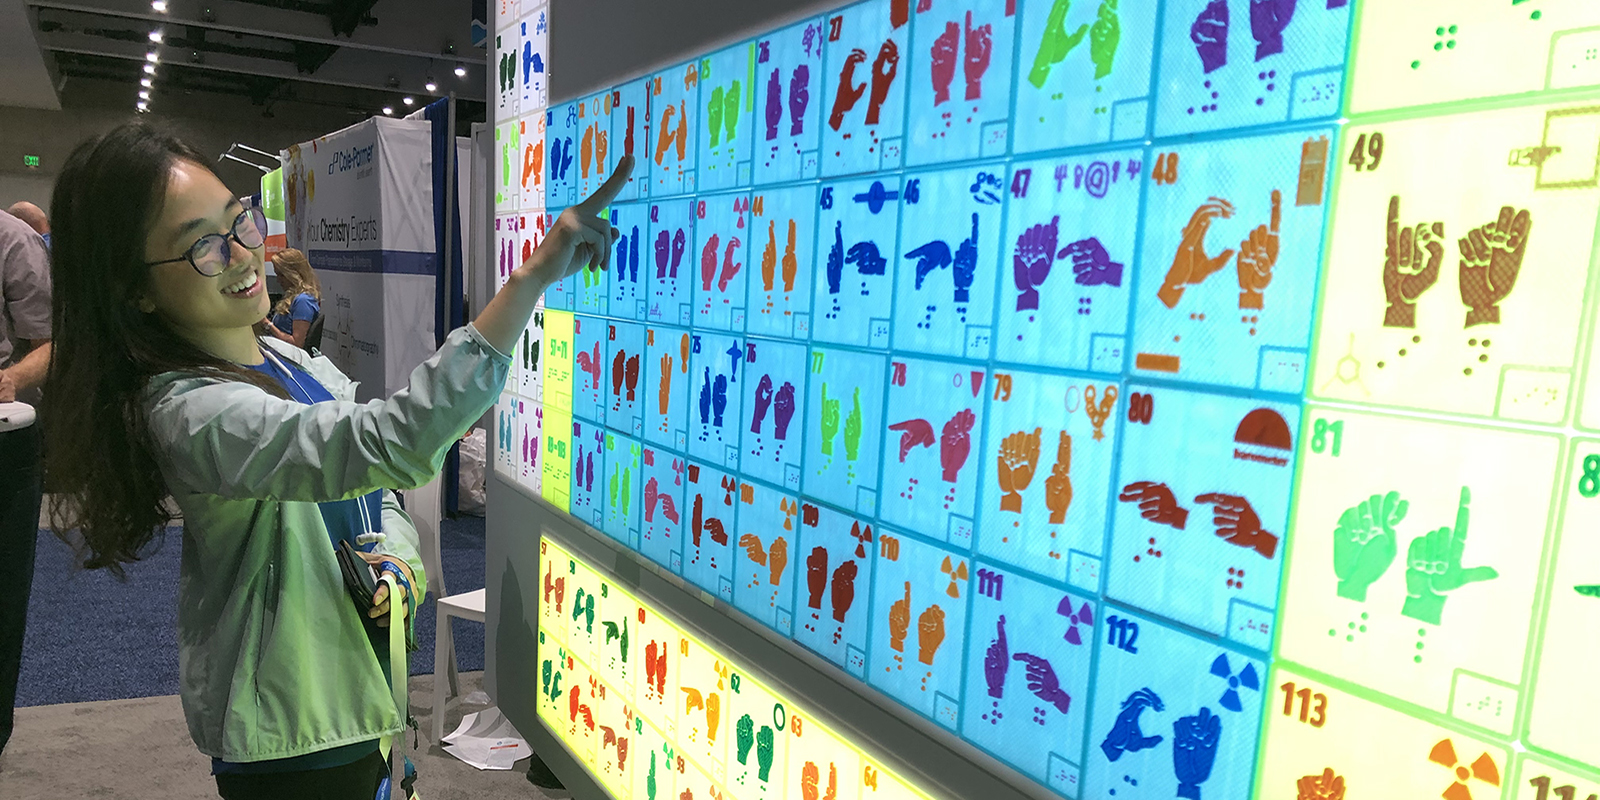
left=22, top=155, right=39, bottom=168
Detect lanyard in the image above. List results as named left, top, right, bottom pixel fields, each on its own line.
left=259, top=346, right=313, bottom=402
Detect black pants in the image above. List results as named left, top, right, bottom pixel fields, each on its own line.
left=215, top=749, right=388, bottom=800
left=0, top=424, right=42, bottom=757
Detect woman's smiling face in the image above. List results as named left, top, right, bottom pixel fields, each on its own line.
left=140, top=159, right=269, bottom=352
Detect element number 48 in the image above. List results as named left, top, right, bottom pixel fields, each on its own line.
left=1279, top=681, right=1327, bottom=727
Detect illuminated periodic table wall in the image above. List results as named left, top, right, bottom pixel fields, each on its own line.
left=490, top=0, right=1600, bottom=797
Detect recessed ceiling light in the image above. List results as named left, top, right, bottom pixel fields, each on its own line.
left=140, top=77, right=152, bottom=87
left=137, top=101, right=148, bottom=110
left=151, top=0, right=166, bottom=11
left=139, top=90, right=150, bottom=99
left=146, top=51, right=159, bottom=63
left=149, top=30, right=163, bottom=43
left=425, top=78, right=437, bottom=92
left=382, top=106, right=393, bottom=115
left=454, top=65, right=466, bottom=77
left=402, top=96, right=414, bottom=106
left=143, top=63, right=156, bottom=74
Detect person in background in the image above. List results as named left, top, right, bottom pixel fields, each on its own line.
left=41, top=120, right=627, bottom=799
left=262, top=248, right=320, bottom=350
left=6, top=202, right=50, bottom=250
left=0, top=205, right=52, bottom=759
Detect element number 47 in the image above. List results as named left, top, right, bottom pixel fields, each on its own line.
left=1279, top=681, right=1327, bottom=727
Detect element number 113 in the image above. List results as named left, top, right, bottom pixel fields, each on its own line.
left=1280, top=681, right=1327, bottom=727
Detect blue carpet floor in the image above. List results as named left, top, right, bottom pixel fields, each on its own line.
left=17, top=515, right=487, bottom=707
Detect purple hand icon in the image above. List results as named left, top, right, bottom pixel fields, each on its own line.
left=764, top=68, right=783, bottom=141
left=773, top=382, right=797, bottom=440
left=983, top=615, right=1009, bottom=699
left=750, top=374, right=775, bottom=434
left=1191, top=0, right=1230, bottom=74
left=1061, top=237, right=1124, bottom=287
left=789, top=65, right=810, bottom=136
left=655, top=230, right=670, bottom=279
left=1014, top=216, right=1061, bottom=312
left=1250, top=0, right=1298, bottom=61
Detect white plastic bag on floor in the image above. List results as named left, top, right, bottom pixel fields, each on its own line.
left=458, top=428, right=487, bottom=515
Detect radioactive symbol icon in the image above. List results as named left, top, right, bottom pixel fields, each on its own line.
left=1428, top=739, right=1500, bottom=800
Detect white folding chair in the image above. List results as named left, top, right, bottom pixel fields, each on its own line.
left=405, top=471, right=488, bottom=744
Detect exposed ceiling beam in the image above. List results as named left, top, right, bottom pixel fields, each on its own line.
left=26, top=0, right=453, bottom=60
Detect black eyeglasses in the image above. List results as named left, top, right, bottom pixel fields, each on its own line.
left=146, top=207, right=267, bottom=277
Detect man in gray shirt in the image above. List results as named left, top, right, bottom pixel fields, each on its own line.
left=0, top=206, right=51, bottom=758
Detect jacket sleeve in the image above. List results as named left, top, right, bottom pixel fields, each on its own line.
left=376, top=488, right=426, bottom=650
left=148, top=324, right=511, bottom=503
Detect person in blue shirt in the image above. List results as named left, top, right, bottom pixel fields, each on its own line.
left=38, top=121, right=631, bottom=799
left=263, top=247, right=320, bottom=350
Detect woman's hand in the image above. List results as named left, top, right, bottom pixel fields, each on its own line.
left=359, top=552, right=416, bottom=627
left=513, top=156, right=635, bottom=289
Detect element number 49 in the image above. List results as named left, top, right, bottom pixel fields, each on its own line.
left=1347, top=132, right=1384, bottom=172
left=1279, top=681, right=1327, bottom=727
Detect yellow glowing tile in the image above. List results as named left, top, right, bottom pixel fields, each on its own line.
left=560, top=552, right=603, bottom=666
left=591, top=666, right=634, bottom=798
left=1524, top=439, right=1600, bottom=768
left=595, top=581, right=640, bottom=706
left=537, top=538, right=571, bottom=647
left=782, top=707, right=860, bottom=800
left=550, top=652, right=599, bottom=766
left=541, top=404, right=573, bottom=512
left=674, top=631, right=732, bottom=785
left=633, top=715, right=678, bottom=800
left=543, top=308, right=575, bottom=411
left=1577, top=311, right=1600, bottom=431
left=725, top=665, right=788, bottom=800
left=1256, top=663, right=1510, bottom=800
left=858, top=756, right=934, bottom=800
left=633, top=599, right=681, bottom=743
left=1510, top=755, right=1600, bottom=800
left=1347, top=1, right=1600, bottom=115
left=1278, top=407, right=1558, bottom=719
left=1309, top=102, right=1600, bottom=422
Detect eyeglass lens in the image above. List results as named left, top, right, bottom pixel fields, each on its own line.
left=191, top=208, right=267, bottom=276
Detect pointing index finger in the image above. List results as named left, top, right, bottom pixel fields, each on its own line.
left=576, top=155, right=636, bottom=213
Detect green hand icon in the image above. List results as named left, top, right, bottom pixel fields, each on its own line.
left=1089, top=0, right=1121, bottom=79
left=647, top=751, right=657, bottom=800
left=610, top=467, right=620, bottom=508
left=736, top=714, right=755, bottom=764
left=843, top=388, right=863, bottom=462
left=1028, top=0, right=1090, bottom=88
left=819, top=383, right=840, bottom=456
left=1333, top=490, right=1405, bottom=601
left=1402, top=487, right=1498, bottom=625
left=621, top=466, right=631, bottom=516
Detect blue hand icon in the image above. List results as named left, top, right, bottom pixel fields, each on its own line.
left=1172, top=707, right=1222, bottom=800
left=1101, top=688, right=1165, bottom=762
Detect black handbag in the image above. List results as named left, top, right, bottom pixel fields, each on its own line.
left=335, top=539, right=379, bottom=614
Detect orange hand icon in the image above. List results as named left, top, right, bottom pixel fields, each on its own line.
left=996, top=427, right=1042, bottom=513
left=762, top=220, right=778, bottom=292
left=888, top=581, right=911, bottom=652
left=1045, top=431, right=1072, bottom=524
left=768, top=536, right=788, bottom=586
left=1236, top=189, right=1281, bottom=310
left=916, top=604, right=946, bottom=665
left=1159, top=197, right=1236, bottom=309
left=658, top=354, right=673, bottom=414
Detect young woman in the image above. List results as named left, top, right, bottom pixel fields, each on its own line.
left=42, top=121, right=630, bottom=799
left=263, top=248, right=321, bottom=350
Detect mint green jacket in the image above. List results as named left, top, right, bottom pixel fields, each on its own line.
left=143, top=324, right=510, bottom=762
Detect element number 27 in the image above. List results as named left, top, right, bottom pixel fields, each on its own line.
left=1310, top=418, right=1343, bottom=457
left=1280, top=681, right=1327, bottom=727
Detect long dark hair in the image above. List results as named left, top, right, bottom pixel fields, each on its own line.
left=45, top=122, right=286, bottom=577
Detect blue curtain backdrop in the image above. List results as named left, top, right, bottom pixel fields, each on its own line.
left=423, top=98, right=466, bottom=514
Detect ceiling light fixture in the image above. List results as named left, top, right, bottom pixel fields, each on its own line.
left=148, top=30, right=163, bottom=43
left=143, top=63, right=156, bottom=74
left=382, top=106, right=393, bottom=115
left=151, top=0, right=166, bottom=11
left=454, top=65, right=466, bottom=77
left=139, top=90, right=150, bottom=100
left=146, top=51, right=159, bottom=63
left=140, top=77, right=152, bottom=87
left=137, top=101, right=148, bottom=111
left=402, top=96, right=414, bottom=106
left=424, top=77, right=437, bottom=92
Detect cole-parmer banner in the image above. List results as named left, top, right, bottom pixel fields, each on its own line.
left=282, top=117, right=437, bottom=401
